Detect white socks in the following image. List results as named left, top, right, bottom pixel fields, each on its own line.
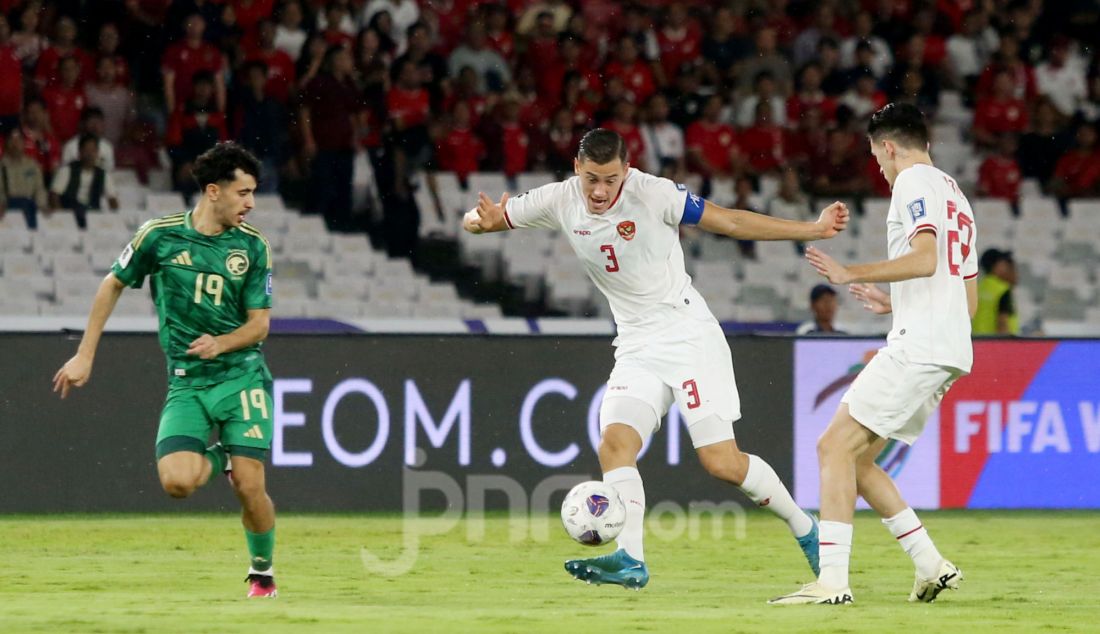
left=739, top=454, right=814, bottom=538
left=883, top=507, right=943, bottom=580
left=818, top=520, right=853, bottom=589
left=604, top=466, right=646, bottom=562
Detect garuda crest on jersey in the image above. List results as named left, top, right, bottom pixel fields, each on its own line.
left=617, top=221, right=636, bottom=241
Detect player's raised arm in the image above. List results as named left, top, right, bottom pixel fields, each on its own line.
left=805, top=230, right=937, bottom=285
left=52, top=273, right=126, bottom=398
left=696, top=199, right=849, bottom=242
left=463, top=191, right=511, bottom=234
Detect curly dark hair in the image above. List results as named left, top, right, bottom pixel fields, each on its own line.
left=191, top=142, right=262, bottom=189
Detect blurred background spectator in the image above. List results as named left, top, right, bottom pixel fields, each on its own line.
left=973, top=249, right=1019, bottom=336
left=796, top=284, right=848, bottom=335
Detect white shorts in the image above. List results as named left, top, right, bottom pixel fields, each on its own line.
left=600, top=320, right=741, bottom=448
left=841, top=346, right=963, bottom=445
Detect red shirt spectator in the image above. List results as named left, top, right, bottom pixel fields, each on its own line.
left=603, top=37, right=655, bottom=104
left=301, top=57, right=364, bottom=151
left=35, top=48, right=95, bottom=87
left=41, top=84, right=86, bottom=143
left=20, top=101, right=62, bottom=176
left=603, top=59, right=655, bottom=105
left=977, top=131, right=1023, bottom=203
left=740, top=121, right=786, bottom=174
left=233, top=0, right=275, bottom=36
left=162, top=24, right=227, bottom=112
left=33, top=17, right=95, bottom=87
left=1052, top=128, right=1100, bottom=197
left=974, top=99, right=1028, bottom=135
left=245, top=48, right=296, bottom=104
left=655, top=7, right=702, bottom=81
left=978, top=155, right=1021, bottom=201
left=437, top=125, right=484, bottom=181
left=501, top=122, right=529, bottom=176
left=387, top=86, right=430, bottom=129
left=603, top=120, right=646, bottom=173
left=685, top=120, right=738, bottom=175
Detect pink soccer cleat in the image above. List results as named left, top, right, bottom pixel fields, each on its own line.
left=246, top=574, right=277, bottom=598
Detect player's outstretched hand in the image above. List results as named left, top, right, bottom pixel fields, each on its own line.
left=815, top=201, right=850, bottom=239
left=463, top=191, right=509, bottom=234
left=187, top=334, right=223, bottom=360
left=805, top=245, right=852, bottom=284
left=52, top=354, right=92, bottom=399
left=849, top=283, right=892, bottom=314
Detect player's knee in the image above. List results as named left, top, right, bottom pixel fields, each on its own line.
left=160, top=476, right=197, bottom=499
left=230, top=473, right=266, bottom=501
left=816, top=429, right=844, bottom=462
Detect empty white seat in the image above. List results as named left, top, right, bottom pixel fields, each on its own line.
left=145, top=192, right=187, bottom=213
left=2, top=253, right=44, bottom=277
left=516, top=172, right=556, bottom=193
left=0, top=225, right=33, bottom=252
left=49, top=253, right=92, bottom=276
left=1019, top=197, right=1063, bottom=224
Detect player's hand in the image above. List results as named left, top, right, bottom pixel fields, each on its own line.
left=53, top=354, right=92, bottom=399
left=814, top=201, right=849, bottom=239
left=466, top=191, right=509, bottom=233
left=849, top=283, right=892, bottom=314
left=186, top=334, right=223, bottom=360
left=805, top=245, right=852, bottom=284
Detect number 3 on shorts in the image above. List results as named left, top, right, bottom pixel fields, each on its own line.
left=239, top=388, right=269, bottom=420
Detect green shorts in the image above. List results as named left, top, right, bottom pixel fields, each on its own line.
left=155, top=370, right=274, bottom=461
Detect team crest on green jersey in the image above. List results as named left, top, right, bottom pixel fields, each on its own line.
left=226, top=250, right=250, bottom=276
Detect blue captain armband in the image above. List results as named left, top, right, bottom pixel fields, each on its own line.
left=680, top=189, right=706, bottom=225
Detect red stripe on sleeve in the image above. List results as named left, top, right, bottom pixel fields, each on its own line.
left=503, top=209, right=515, bottom=230
left=906, top=223, right=937, bottom=243
left=964, top=272, right=978, bottom=280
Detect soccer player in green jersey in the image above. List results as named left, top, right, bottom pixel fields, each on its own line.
left=53, top=143, right=280, bottom=598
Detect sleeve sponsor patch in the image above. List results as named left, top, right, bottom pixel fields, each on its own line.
left=265, top=272, right=273, bottom=296
left=907, top=198, right=927, bottom=222
left=675, top=183, right=687, bottom=191
left=117, top=243, right=134, bottom=268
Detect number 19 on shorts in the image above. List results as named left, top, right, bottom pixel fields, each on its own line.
left=239, top=388, right=269, bottom=420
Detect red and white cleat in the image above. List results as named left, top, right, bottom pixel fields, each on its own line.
left=246, top=574, right=277, bottom=598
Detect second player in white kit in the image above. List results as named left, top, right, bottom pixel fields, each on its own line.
left=771, top=103, right=977, bottom=606
left=465, top=129, right=850, bottom=588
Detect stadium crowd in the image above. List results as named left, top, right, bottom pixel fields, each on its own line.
left=1, top=0, right=1099, bottom=253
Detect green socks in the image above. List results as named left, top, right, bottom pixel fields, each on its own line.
left=203, top=443, right=228, bottom=484
left=246, top=528, right=275, bottom=573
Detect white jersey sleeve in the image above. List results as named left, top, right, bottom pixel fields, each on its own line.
left=633, top=170, right=706, bottom=226
left=890, top=168, right=943, bottom=244
left=502, top=181, right=568, bottom=230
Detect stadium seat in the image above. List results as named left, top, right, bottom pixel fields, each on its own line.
left=145, top=192, right=187, bottom=213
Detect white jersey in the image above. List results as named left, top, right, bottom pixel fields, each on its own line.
left=885, top=163, right=977, bottom=371
left=504, top=168, right=712, bottom=341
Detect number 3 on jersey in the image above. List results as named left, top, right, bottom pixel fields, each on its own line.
left=600, top=245, right=619, bottom=272
left=945, top=201, right=974, bottom=277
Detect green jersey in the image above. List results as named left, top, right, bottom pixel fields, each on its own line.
left=111, top=210, right=273, bottom=386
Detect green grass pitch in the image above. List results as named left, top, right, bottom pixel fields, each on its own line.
left=0, top=511, right=1096, bottom=633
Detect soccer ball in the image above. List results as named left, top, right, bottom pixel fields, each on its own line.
left=560, top=481, right=626, bottom=546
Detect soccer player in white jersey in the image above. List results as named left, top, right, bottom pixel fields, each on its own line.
left=770, top=103, right=978, bottom=605
left=464, top=129, right=850, bottom=589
